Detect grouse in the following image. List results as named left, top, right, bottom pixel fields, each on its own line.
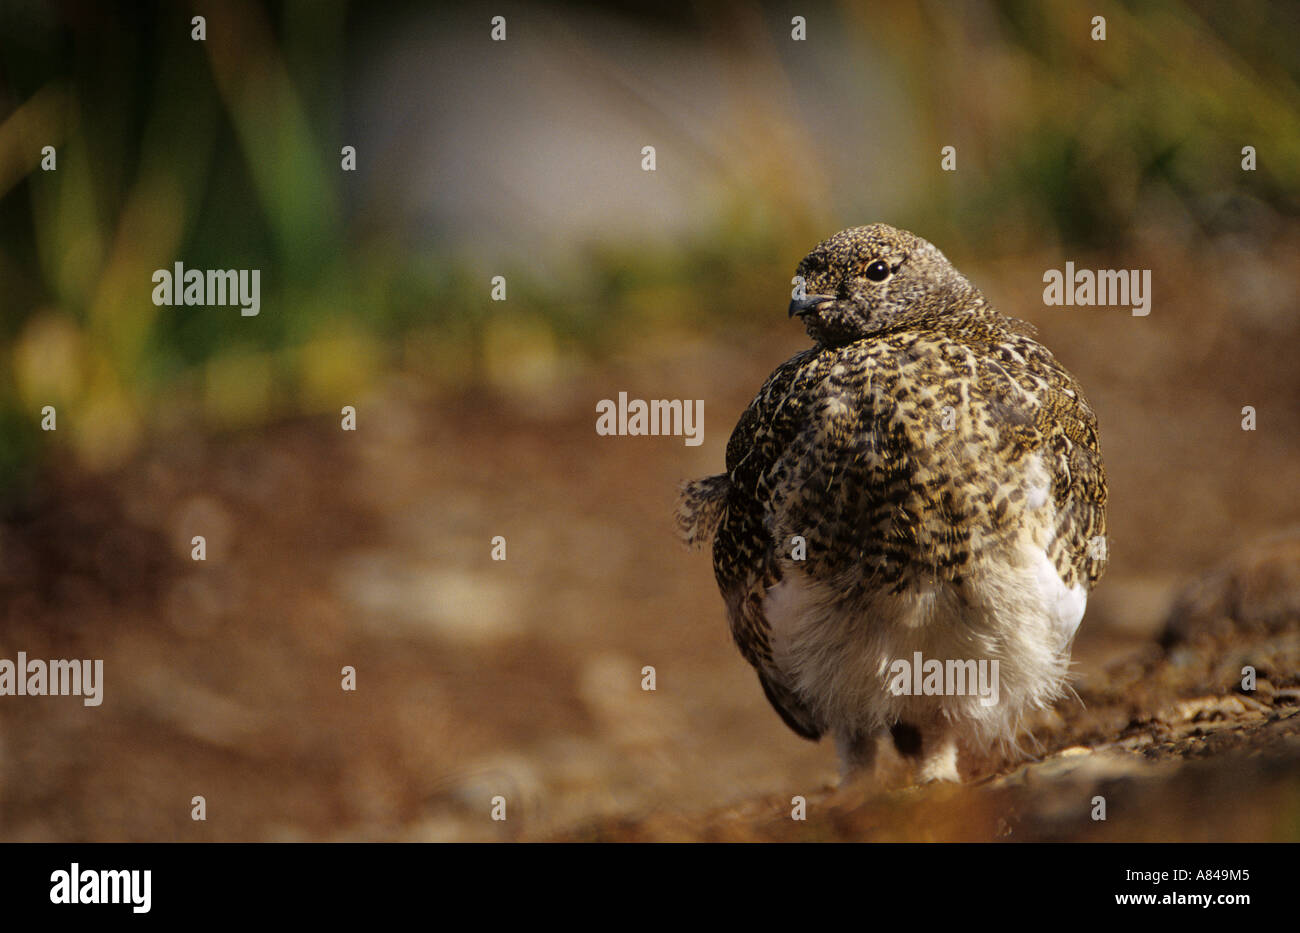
left=677, top=224, right=1107, bottom=782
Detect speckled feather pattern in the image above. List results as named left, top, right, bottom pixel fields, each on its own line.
left=678, top=224, right=1107, bottom=776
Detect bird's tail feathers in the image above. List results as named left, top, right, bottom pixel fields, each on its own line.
left=675, top=474, right=730, bottom=549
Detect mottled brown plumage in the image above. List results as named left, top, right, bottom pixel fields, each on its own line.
left=677, top=224, right=1107, bottom=781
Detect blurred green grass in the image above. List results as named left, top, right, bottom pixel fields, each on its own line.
left=0, top=0, right=1297, bottom=501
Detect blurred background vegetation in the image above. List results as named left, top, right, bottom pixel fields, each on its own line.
left=1, top=0, right=1297, bottom=500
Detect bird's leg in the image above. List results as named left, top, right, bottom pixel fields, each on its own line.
left=834, top=728, right=880, bottom=781
left=892, top=717, right=961, bottom=783
left=917, top=732, right=960, bottom=783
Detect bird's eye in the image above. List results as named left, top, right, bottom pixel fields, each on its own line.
left=864, top=260, right=891, bottom=282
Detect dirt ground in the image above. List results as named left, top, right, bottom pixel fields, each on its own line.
left=1, top=233, right=1298, bottom=841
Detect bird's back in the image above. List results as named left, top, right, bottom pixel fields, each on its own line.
left=726, top=311, right=1104, bottom=587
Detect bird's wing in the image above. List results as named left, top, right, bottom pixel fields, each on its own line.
left=712, top=350, right=824, bottom=739
left=758, top=666, right=823, bottom=740
left=1020, top=342, right=1108, bottom=589
left=960, top=327, right=1108, bottom=590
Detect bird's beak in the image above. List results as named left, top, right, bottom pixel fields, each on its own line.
left=788, top=294, right=835, bottom=318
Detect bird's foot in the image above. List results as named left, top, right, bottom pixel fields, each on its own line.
left=836, top=720, right=962, bottom=788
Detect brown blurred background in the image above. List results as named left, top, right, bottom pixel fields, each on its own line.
left=1, top=1, right=1298, bottom=841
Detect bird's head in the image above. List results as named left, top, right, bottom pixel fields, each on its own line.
left=789, top=224, right=976, bottom=346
